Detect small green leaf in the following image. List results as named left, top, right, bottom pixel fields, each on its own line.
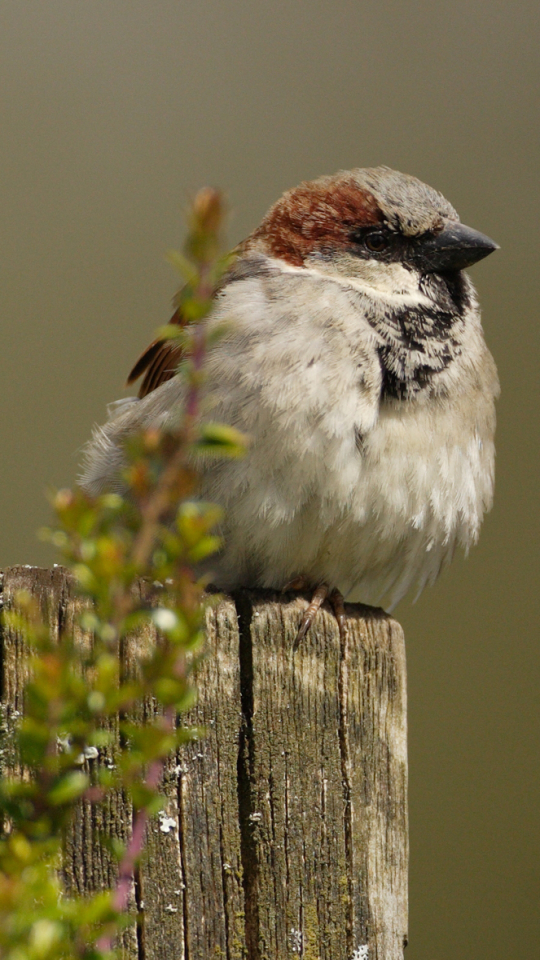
left=48, top=771, right=89, bottom=806
left=196, top=422, right=248, bottom=458
left=165, top=249, right=199, bottom=284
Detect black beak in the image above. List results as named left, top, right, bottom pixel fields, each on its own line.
left=411, top=222, right=499, bottom=273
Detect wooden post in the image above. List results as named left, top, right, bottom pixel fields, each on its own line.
left=0, top=566, right=408, bottom=960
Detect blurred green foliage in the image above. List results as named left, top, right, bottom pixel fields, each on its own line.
left=0, top=189, right=243, bottom=959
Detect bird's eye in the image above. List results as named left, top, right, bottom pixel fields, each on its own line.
left=364, top=231, right=389, bottom=252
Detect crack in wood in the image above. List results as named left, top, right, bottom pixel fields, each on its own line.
left=214, top=709, right=233, bottom=960
left=233, top=590, right=261, bottom=960
left=176, top=767, right=190, bottom=960
left=134, top=862, right=146, bottom=960
left=338, top=619, right=355, bottom=955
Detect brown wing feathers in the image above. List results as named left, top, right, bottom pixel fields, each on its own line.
left=126, top=307, right=185, bottom=399
left=127, top=249, right=239, bottom=399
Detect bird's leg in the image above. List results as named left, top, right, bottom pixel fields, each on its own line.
left=283, top=578, right=347, bottom=650
left=328, top=586, right=347, bottom=640
left=292, top=582, right=330, bottom=651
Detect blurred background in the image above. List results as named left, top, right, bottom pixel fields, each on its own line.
left=1, top=2, right=538, bottom=956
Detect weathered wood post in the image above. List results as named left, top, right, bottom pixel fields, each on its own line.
left=1, top=566, right=408, bottom=960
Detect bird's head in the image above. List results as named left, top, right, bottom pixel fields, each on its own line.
left=247, top=166, right=498, bottom=294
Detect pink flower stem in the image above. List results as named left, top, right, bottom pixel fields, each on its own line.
left=96, top=707, right=175, bottom=953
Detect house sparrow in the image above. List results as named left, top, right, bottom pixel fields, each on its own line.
left=81, top=167, right=499, bottom=631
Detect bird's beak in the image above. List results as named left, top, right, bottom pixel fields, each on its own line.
left=411, top=222, right=499, bottom=273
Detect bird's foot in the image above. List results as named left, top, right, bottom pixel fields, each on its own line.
left=282, top=578, right=346, bottom=651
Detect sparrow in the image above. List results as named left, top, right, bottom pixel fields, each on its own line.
left=81, top=167, right=499, bottom=633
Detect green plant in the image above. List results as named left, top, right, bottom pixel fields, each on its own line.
left=0, top=188, right=243, bottom=959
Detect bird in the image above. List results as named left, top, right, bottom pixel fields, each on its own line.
left=81, top=166, right=499, bottom=637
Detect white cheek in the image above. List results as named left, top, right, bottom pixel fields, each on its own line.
left=351, top=260, right=421, bottom=297
left=301, top=253, right=426, bottom=303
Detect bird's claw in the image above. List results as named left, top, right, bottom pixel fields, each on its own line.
left=292, top=582, right=329, bottom=651
left=285, top=581, right=347, bottom=652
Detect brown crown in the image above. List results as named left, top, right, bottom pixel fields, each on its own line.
left=247, top=175, right=384, bottom=266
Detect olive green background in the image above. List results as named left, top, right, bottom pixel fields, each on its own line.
left=1, top=3, right=538, bottom=956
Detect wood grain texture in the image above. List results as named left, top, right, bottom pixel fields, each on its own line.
left=232, top=589, right=407, bottom=960
left=0, top=569, right=407, bottom=960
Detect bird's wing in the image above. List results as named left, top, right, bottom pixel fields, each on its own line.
left=126, top=245, right=252, bottom=399
left=126, top=306, right=186, bottom=399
